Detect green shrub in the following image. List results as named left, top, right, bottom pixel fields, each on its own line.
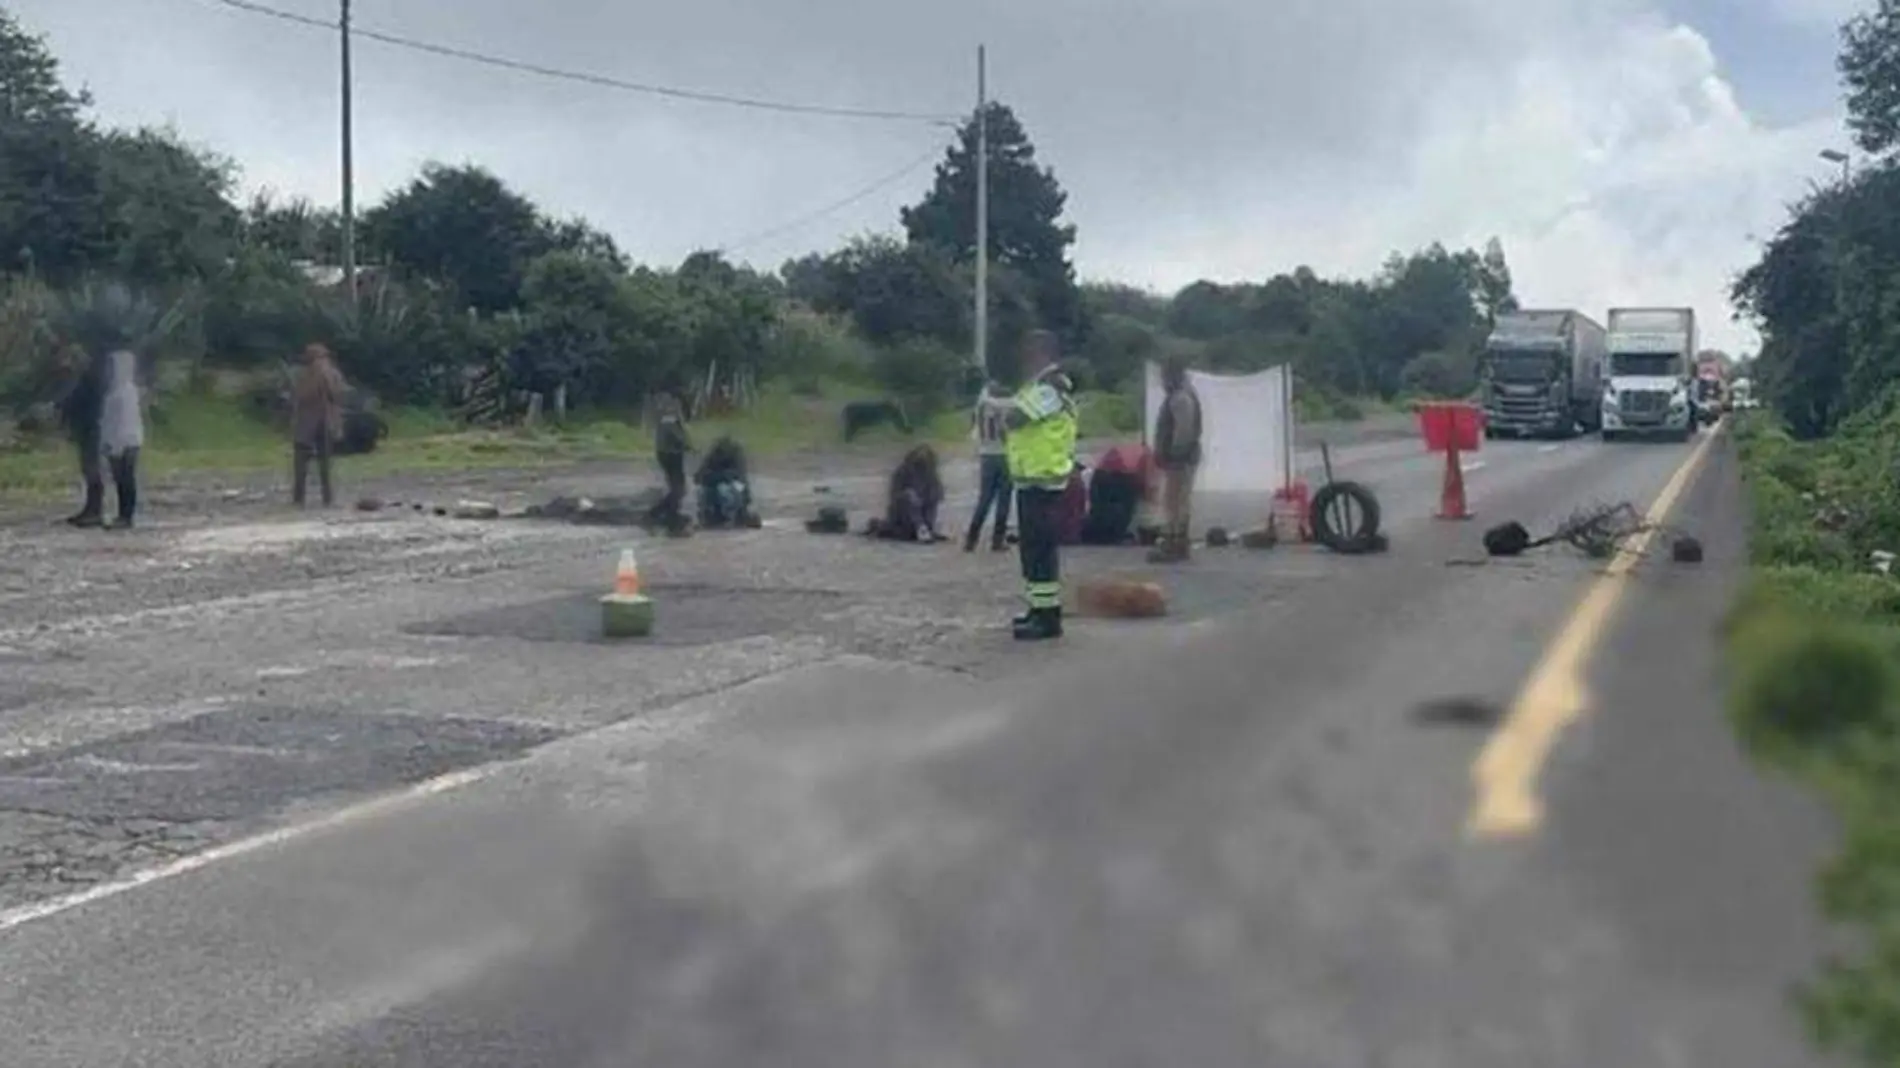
left=1076, top=389, right=1141, bottom=437
left=1730, top=608, right=1896, bottom=756
left=872, top=336, right=966, bottom=417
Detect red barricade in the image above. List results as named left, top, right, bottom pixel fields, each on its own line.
left=1417, top=402, right=1480, bottom=520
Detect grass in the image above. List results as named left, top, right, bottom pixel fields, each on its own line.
left=1725, top=409, right=1900, bottom=1065
left=0, top=373, right=1379, bottom=502
left=0, top=380, right=998, bottom=500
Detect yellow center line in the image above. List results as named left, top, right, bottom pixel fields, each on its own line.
left=1465, top=422, right=1725, bottom=839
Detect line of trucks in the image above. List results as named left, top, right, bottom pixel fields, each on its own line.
left=1477, top=306, right=1722, bottom=443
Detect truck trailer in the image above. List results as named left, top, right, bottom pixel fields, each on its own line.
left=1602, top=307, right=1697, bottom=442
left=1479, top=308, right=1606, bottom=439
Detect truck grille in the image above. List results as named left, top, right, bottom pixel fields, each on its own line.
left=1488, top=386, right=1555, bottom=421
left=1619, top=390, right=1670, bottom=421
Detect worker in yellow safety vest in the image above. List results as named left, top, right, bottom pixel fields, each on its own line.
left=1003, top=329, right=1078, bottom=641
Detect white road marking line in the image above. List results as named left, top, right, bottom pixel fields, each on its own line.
left=1537, top=444, right=1562, bottom=453
left=0, top=766, right=490, bottom=936
left=1461, top=460, right=1487, bottom=473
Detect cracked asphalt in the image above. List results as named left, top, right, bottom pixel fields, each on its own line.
left=0, top=417, right=1840, bottom=1067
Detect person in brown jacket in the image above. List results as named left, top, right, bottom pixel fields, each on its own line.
left=290, top=343, right=345, bottom=507
left=1149, top=354, right=1203, bottom=562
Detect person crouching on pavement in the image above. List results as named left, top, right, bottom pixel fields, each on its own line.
left=1149, top=353, right=1203, bottom=563
left=290, top=343, right=346, bottom=508
left=97, top=348, right=145, bottom=530
left=963, top=378, right=1014, bottom=552
left=1003, top=329, right=1079, bottom=641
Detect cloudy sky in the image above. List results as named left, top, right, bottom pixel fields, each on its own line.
left=6, top=0, right=1863, bottom=351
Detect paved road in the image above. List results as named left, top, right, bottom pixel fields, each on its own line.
left=0, top=428, right=1839, bottom=1066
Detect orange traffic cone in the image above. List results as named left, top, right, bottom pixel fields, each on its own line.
left=1437, top=446, right=1470, bottom=520
left=614, top=548, right=642, bottom=596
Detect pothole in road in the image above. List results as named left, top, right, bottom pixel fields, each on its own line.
left=1410, top=696, right=1503, bottom=728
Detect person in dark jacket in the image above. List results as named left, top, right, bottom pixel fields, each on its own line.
left=290, top=343, right=346, bottom=507
left=1149, top=354, right=1203, bottom=562
left=651, top=392, right=692, bottom=533
left=868, top=444, right=946, bottom=542
left=57, top=344, right=107, bottom=528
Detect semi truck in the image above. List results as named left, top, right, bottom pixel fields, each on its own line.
left=1478, top=308, right=1606, bottom=438
left=1693, top=355, right=1727, bottom=423
left=1602, top=307, right=1697, bottom=442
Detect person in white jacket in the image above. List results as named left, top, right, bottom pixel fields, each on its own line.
left=97, top=348, right=144, bottom=529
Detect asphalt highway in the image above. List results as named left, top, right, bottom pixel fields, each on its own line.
left=0, top=427, right=1839, bottom=1067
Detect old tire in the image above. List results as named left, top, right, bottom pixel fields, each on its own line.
left=1311, top=480, right=1382, bottom=555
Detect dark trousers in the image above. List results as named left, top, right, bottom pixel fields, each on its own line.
left=657, top=451, right=687, bottom=519
left=74, top=436, right=103, bottom=518
left=1016, top=486, right=1062, bottom=611
left=106, top=447, right=138, bottom=523
left=293, top=437, right=334, bottom=507
left=965, top=454, right=1012, bottom=548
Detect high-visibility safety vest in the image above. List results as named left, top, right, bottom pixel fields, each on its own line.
left=1006, top=370, right=1078, bottom=488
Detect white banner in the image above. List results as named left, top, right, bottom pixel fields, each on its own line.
left=1142, top=363, right=1293, bottom=495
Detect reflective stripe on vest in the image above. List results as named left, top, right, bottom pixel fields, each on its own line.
left=1006, top=379, right=1077, bottom=487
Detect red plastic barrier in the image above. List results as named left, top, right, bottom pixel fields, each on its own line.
left=1417, top=402, right=1483, bottom=454
left=1271, top=479, right=1313, bottom=541
left=1417, top=402, right=1478, bottom=519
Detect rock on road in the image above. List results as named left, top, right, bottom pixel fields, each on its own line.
left=0, top=427, right=1839, bottom=1067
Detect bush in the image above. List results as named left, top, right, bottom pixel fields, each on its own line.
left=1728, top=403, right=1900, bottom=1066
left=1730, top=608, right=1896, bottom=755
left=1076, top=389, right=1141, bottom=437
left=872, top=336, right=966, bottom=417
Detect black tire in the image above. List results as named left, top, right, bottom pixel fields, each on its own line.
left=1310, top=480, right=1383, bottom=555
left=1602, top=430, right=1621, bottom=443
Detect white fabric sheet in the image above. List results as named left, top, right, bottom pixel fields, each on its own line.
left=1143, top=363, right=1292, bottom=496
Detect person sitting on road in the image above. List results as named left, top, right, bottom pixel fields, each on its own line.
left=867, top=443, right=946, bottom=542
left=695, top=435, right=760, bottom=529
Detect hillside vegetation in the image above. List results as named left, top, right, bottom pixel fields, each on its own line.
left=1726, top=1, right=1900, bottom=1061
left=1, top=8, right=1513, bottom=490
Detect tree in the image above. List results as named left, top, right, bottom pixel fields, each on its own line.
left=94, top=127, right=241, bottom=286
left=0, top=10, right=88, bottom=126
left=362, top=163, right=550, bottom=314
left=0, top=12, right=112, bottom=283
left=543, top=217, right=628, bottom=272
left=796, top=235, right=971, bottom=348
left=901, top=101, right=1082, bottom=342
left=242, top=192, right=342, bottom=263
left=1476, top=237, right=1518, bottom=322
left=1841, top=0, right=1900, bottom=154
left=513, top=250, right=625, bottom=400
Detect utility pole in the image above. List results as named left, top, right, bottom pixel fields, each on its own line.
left=340, top=0, right=357, bottom=313
left=974, top=44, right=988, bottom=378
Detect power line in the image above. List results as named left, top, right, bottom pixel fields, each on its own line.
left=202, top=0, right=961, bottom=124
left=714, top=143, right=945, bottom=256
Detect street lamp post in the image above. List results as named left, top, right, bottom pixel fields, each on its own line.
left=1821, top=148, right=1850, bottom=184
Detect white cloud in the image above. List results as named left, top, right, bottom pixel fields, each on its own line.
left=5, top=0, right=1850, bottom=353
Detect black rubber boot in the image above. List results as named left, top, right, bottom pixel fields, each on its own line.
left=1012, top=607, right=1062, bottom=641
left=66, top=483, right=104, bottom=528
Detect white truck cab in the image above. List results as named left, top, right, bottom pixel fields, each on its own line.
left=1601, top=307, right=1697, bottom=442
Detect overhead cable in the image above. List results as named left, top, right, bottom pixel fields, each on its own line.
left=205, top=0, right=962, bottom=124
